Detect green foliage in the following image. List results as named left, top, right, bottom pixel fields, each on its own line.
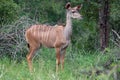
left=16, top=0, right=65, bottom=24
left=0, top=49, right=119, bottom=80
left=0, top=1, right=120, bottom=79
left=82, top=1, right=99, bottom=21
left=0, top=0, right=20, bottom=24
left=68, top=1, right=100, bottom=51
left=110, top=0, right=120, bottom=33
left=72, top=19, right=98, bottom=50
left=110, top=0, right=120, bottom=21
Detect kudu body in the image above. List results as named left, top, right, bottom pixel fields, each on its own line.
left=25, top=2, right=82, bottom=72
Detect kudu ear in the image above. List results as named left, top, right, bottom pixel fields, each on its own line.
left=75, top=4, right=83, bottom=10
left=65, top=2, right=71, bottom=9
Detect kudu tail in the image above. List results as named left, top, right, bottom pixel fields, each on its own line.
left=27, top=43, right=30, bottom=49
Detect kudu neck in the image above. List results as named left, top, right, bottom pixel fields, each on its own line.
left=64, top=12, right=72, bottom=40
left=66, top=12, right=72, bottom=27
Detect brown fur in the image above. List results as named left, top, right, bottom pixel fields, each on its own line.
left=25, top=25, right=66, bottom=72
left=25, top=2, right=82, bottom=72
left=25, top=25, right=66, bottom=48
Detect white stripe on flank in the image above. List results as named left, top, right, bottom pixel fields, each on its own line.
left=37, top=26, right=39, bottom=40
left=41, top=26, right=44, bottom=42
left=45, top=27, right=50, bottom=42
left=33, top=25, right=36, bottom=37
left=43, top=26, right=46, bottom=42
left=30, top=26, right=33, bottom=35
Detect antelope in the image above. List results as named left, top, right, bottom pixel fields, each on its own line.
left=25, top=2, right=82, bottom=72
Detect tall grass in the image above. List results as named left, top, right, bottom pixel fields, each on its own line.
left=0, top=47, right=119, bottom=80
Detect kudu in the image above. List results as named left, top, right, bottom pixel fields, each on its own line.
left=25, top=2, right=82, bottom=72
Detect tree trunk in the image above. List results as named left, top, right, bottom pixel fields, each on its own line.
left=99, top=0, right=109, bottom=51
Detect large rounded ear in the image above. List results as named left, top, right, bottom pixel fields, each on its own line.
left=76, top=4, right=83, bottom=10
left=65, top=2, right=71, bottom=9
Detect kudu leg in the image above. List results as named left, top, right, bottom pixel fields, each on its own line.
left=27, top=47, right=37, bottom=72
left=55, top=48, right=61, bottom=72
left=61, top=49, right=66, bottom=70
left=60, top=41, right=69, bottom=70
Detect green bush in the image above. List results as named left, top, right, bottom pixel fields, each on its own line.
left=0, top=0, right=20, bottom=24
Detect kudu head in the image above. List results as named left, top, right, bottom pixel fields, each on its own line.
left=65, top=2, right=83, bottom=20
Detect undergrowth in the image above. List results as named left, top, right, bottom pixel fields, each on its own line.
left=0, top=48, right=119, bottom=80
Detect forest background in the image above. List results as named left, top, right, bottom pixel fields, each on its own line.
left=0, top=0, right=120, bottom=80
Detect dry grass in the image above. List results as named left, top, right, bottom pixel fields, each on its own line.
left=0, top=16, right=38, bottom=59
